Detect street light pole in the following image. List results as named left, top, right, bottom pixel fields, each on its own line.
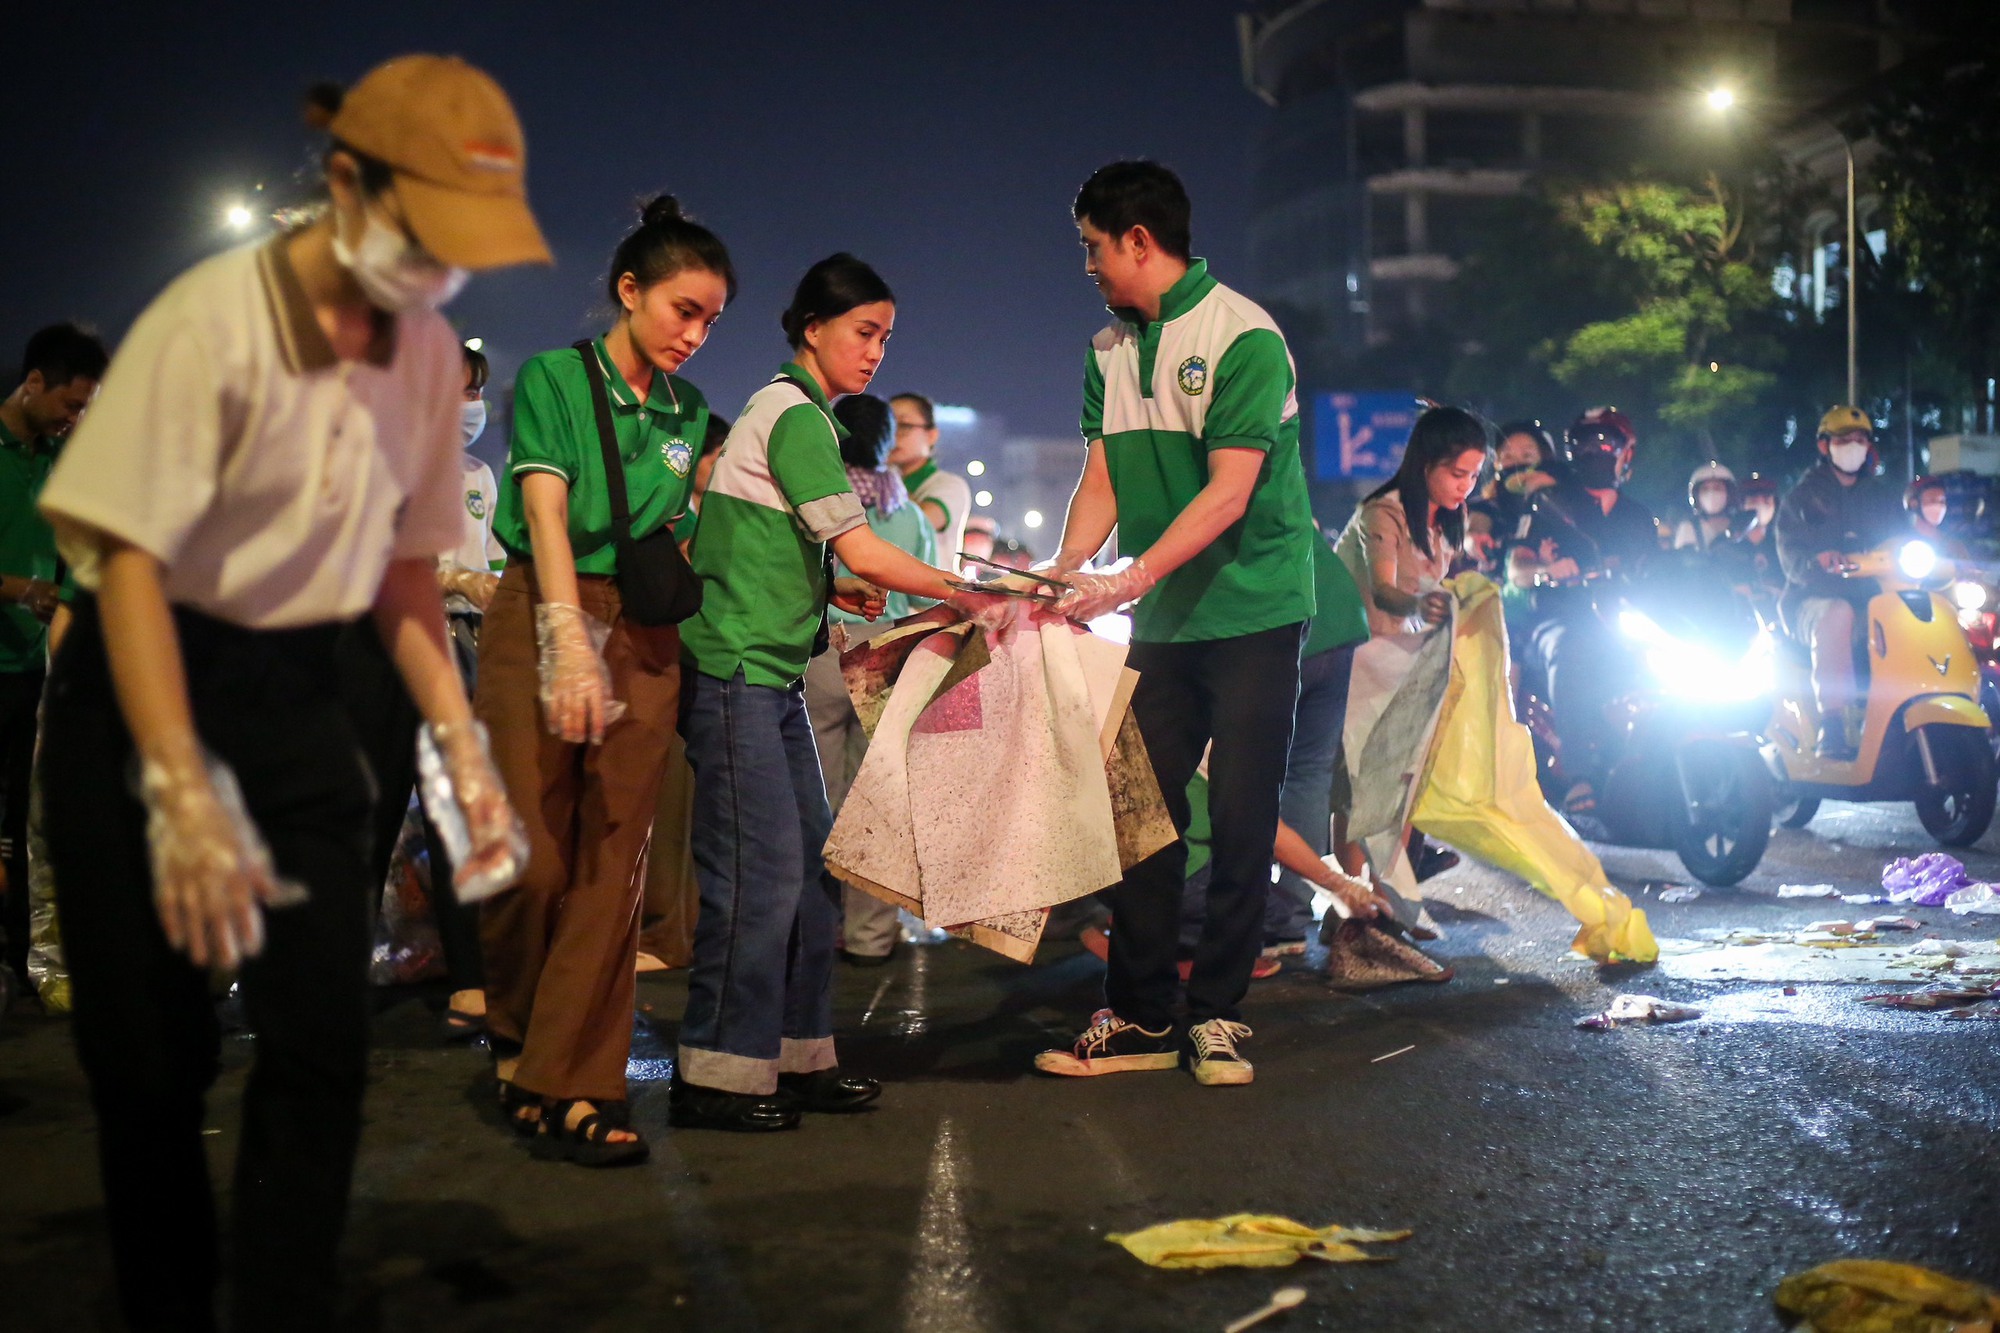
left=1844, top=134, right=1858, bottom=407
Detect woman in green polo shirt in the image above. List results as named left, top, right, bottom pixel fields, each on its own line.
left=477, top=195, right=730, bottom=1166
left=670, top=254, right=993, bottom=1133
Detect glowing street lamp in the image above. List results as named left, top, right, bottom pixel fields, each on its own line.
left=224, top=203, right=255, bottom=232
left=1705, top=86, right=1736, bottom=112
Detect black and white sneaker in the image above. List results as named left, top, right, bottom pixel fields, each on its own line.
left=1185, top=1018, right=1255, bottom=1086
left=1034, top=1008, right=1179, bottom=1077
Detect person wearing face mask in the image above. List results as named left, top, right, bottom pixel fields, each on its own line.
left=672, top=254, right=1002, bottom=1132
left=1511, top=408, right=1659, bottom=811
left=1484, top=420, right=1560, bottom=552
left=1904, top=477, right=1969, bottom=557
left=34, top=56, right=540, bottom=1328
left=474, top=195, right=730, bottom=1166
left=1775, top=406, right=1903, bottom=758
left=1673, top=461, right=1739, bottom=552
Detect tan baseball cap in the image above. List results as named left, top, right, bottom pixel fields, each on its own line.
left=329, top=54, right=551, bottom=270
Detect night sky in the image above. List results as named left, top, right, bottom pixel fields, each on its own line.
left=9, top=1, right=1268, bottom=443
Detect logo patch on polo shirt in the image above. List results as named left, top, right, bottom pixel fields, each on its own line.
left=466, top=491, right=487, bottom=520
left=1177, top=355, right=1208, bottom=396
left=662, top=439, right=693, bottom=478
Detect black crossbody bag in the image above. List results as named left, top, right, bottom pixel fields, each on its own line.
left=573, top=340, right=703, bottom=625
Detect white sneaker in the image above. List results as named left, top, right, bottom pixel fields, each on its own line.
left=1186, top=1018, right=1255, bottom=1086
left=1034, top=1008, right=1180, bottom=1077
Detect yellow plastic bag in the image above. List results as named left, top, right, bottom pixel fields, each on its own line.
left=1106, top=1214, right=1412, bottom=1270
left=1774, top=1258, right=2000, bottom=1332
left=1412, top=576, right=1658, bottom=964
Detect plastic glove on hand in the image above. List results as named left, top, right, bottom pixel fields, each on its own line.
left=946, top=588, right=1030, bottom=646
left=138, top=746, right=306, bottom=971
left=417, top=720, right=528, bottom=903
left=535, top=602, right=626, bottom=744
left=444, top=567, right=500, bottom=611
left=831, top=576, right=888, bottom=621
left=1055, top=559, right=1155, bottom=623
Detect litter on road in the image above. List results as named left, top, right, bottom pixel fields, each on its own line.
left=1656, top=885, right=1703, bottom=904
left=1882, top=852, right=2000, bottom=915
left=1106, top=1215, right=1412, bottom=1270
left=1577, top=994, right=1704, bottom=1029
left=1773, top=1258, right=2000, bottom=1332
left=1861, top=985, right=1999, bottom=1011
left=1223, top=1286, right=1307, bottom=1333
left=1777, top=883, right=1843, bottom=899
left=1371, top=1044, right=1417, bottom=1063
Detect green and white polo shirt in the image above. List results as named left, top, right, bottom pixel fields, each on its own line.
left=681, top=364, right=866, bottom=687
left=0, top=417, right=61, bottom=672
left=491, top=336, right=707, bottom=575
left=904, top=458, right=972, bottom=566
left=1081, top=259, right=1316, bottom=643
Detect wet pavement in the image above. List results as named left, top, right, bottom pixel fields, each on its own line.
left=4, top=802, right=2000, bottom=1331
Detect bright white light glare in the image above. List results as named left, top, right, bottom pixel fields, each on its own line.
left=1953, top=581, right=1987, bottom=612
left=1650, top=629, right=1775, bottom=702
left=1617, top=609, right=1666, bottom=644
left=933, top=405, right=978, bottom=427
left=965, top=460, right=986, bottom=477
left=1898, top=540, right=1938, bottom=580
left=464, top=337, right=484, bottom=352
left=1706, top=87, right=1736, bottom=111
left=974, top=489, right=993, bottom=507
left=224, top=204, right=254, bottom=231
left=1023, top=509, right=1044, bottom=529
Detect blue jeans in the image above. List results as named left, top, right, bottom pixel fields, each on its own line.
left=1271, top=642, right=1355, bottom=943
left=677, top=670, right=842, bottom=1096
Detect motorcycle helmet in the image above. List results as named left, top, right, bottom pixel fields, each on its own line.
left=1495, top=419, right=1556, bottom=469
left=1687, top=460, right=1739, bottom=516
left=1905, top=475, right=1949, bottom=528
left=1565, top=407, right=1636, bottom=488
left=1816, top=404, right=1877, bottom=477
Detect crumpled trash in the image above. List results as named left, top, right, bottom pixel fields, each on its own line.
left=1881, top=853, right=1994, bottom=908
left=1861, top=985, right=1997, bottom=1010
left=1945, top=883, right=2000, bottom=916
left=1106, top=1215, right=1412, bottom=1270
left=1656, top=884, right=1703, bottom=904
left=1774, top=1258, right=2000, bottom=1332
left=1859, top=916, right=1921, bottom=932
left=1779, top=883, right=1843, bottom=899
left=1577, top=993, right=1704, bottom=1029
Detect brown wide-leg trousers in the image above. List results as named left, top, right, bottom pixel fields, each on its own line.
left=476, top=561, right=680, bottom=1104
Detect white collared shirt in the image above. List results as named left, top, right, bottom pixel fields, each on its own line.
left=40, top=235, right=464, bottom=628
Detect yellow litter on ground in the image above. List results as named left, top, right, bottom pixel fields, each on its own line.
left=1774, top=1258, right=2000, bottom=1332
left=1413, top=576, right=1658, bottom=963
left=1106, top=1215, right=1412, bottom=1270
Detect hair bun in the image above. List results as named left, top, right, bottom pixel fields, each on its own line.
left=641, top=193, right=684, bottom=227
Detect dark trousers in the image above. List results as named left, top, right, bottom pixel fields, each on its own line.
left=0, top=667, right=42, bottom=986
left=1110, top=623, right=1303, bottom=1029
left=334, top=616, right=484, bottom=993
left=1529, top=612, right=1633, bottom=783
left=42, top=599, right=374, bottom=1333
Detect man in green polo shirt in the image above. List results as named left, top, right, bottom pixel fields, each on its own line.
left=0, top=322, right=106, bottom=993
left=1035, top=161, right=1317, bottom=1088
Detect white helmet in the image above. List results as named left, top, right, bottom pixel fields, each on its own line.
left=1687, top=460, right=1739, bottom=514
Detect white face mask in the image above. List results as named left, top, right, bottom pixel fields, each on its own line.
left=1829, top=441, right=1870, bottom=475
left=1696, top=488, right=1730, bottom=516
left=332, top=206, right=469, bottom=313
left=460, top=400, right=487, bottom=448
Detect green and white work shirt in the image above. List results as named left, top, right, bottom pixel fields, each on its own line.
left=904, top=459, right=971, bottom=569
left=681, top=365, right=866, bottom=688
left=492, top=337, right=707, bottom=575
left=1081, top=259, right=1317, bottom=643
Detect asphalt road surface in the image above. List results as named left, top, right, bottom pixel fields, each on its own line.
left=4, top=800, right=1998, bottom=1331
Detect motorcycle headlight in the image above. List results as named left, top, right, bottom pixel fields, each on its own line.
left=1899, top=540, right=1939, bottom=580
left=1953, top=581, right=1987, bottom=612
left=1650, top=629, right=1775, bottom=703
left=1618, top=609, right=1667, bottom=645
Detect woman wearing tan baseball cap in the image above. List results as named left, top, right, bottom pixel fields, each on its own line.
left=36, top=54, right=545, bottom=1331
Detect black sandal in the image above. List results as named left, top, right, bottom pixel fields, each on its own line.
left=495, top=1079, right=542, bottom=1137
left=530, top=1099, right=650, bottom=1167
left=440, top=1005, right=486, bottom=1043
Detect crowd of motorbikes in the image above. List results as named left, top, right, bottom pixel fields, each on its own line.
left=1470, top=408, right=1998, bottom=887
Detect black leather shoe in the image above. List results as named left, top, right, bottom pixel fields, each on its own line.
left=1413, top=843, right=1460, bottom=882
left=777, top=1069, right=882, bottom=1113
left=667, top=1076, right=800, bottom=1132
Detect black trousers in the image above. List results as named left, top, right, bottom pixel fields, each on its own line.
left=333, top=616, right=484, bottom=993
left=0, top=666, right=43, bottom=986
left=42, top=599, right=373, bottom=1333
left=1529, top=612, right=1634, bottom=784
left=1109, top=622, right=1303, bottom=1029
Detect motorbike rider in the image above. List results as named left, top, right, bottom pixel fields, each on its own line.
left=1774, top=405, right=1903, bottom=759
left=1509, top=407, right=1659, bottom=810
left=1673, top=461, right=1738, bottom=552
left=1905, top=476, right=1970, bottom=557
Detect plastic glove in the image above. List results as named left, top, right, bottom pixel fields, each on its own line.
left=439, top=565, right=500, bottom=611
left=1055, top=558, right=1156, bottom=623
left=535, top=602, right=627, bottom=744
left=137, top=744, right=308, bottom=971
left=946, top=587, right=1029, bottom=645
left=415, top=720, right=528, bottom=903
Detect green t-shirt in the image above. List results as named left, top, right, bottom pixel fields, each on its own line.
left=681, top=365, right=867, bottom=687
left=1082, top=260, right=1316, bottom=643
left=0, top=420, right=62, bottom=672
left=1302, top=531, right=1370, bottom=657
left=492, top=337, right=706, bottom=575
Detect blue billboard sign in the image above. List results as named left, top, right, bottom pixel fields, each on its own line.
left=1310, top=391, right=1417, bottom=481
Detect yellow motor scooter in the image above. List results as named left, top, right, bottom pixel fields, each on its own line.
left=1766, top=539, right=1996, bottom=844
